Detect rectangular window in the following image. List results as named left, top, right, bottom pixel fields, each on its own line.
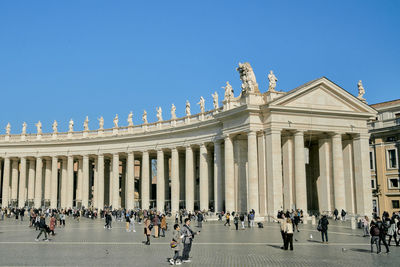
left=388, top=149, right=397, bottom=168
left=370, top=151, right=374, bottom=170
left=371, top=179, right=376, bottom=189
left=389, top=178, right=399, bottom=189
left=392, top=200, right=400, bottom=209
left=372, top=199, right=377, bottom=213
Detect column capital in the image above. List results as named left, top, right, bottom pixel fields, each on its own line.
left=247, top=130, right=257, bottom=137
left=264, top=128, right=281, bottom=135
left=293, top=130, right=304, bottom=136
left=331, top=132, right=343, bottom=139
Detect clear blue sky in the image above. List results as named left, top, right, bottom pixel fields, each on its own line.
left=0, top=0, right=399, bottom=133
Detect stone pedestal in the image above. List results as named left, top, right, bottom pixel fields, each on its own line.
left=311, top=215, right=316, bottom=225
left=98, top=129, right=104, bottom=136
left=113, top=128, right=118, bottom=135
left=83, top=130, right=89, bottom=138
left=21, top=134, right=26, bottom=141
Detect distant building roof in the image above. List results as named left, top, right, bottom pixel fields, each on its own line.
left=370, top=99, right=400, bottom=109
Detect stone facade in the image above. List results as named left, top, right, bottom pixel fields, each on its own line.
left=0, top=63, right=377, bottom=217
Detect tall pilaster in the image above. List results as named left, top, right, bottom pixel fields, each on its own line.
left=27, top=159, right=35, bottom=203
left=294, top=131, right=308, bottom=213
left=342, top=140, right=355, bottom=213
left=112, top=153, right=119, bottom=209
left=171, top=148, right=179, bottom=213
left=265, top=129, right=283, bottom=216
left=156, top=150, right=165, bottom=212
left=44, top=159, right=52, bottom=203
left=199, top=144, right=209, bottom=211
left=34, top=157, right=43, bottom=208
left=82, top=155, right=89, bottom=208
left=11, top=159, right=19, bottom=203
left=67, top=155, right=74, bottom=208
left=18, top=157, right=27, bottom=208
left=247, top=131, right=259, bottom=214
left=97, top=154, right=105, bottom=209
left=76, top=158, right=83, bottom=203
left=224, top=136, right=234, bottom=213
left=93, top=158, right=98, bottom=209
left=141, top=151, right=150, bottom=210
left=1, top=157, right=10, bottom=207
left=50, top=156, right=58, bottom=209
left=332, top=133, right=346, bottom=212
left=214, top=141, right=223, bottom=212
left=185, top=146, right=194, bottom=212
left=318, top=138, right=332, bottom=213
left=282, top=136, right=294, bottom=211
left=61, top=158, right=67, bottom=208
left=126, top=152, right=135, bottom=210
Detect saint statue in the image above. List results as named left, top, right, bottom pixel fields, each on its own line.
left=185, top=100, right=191, bottom=117
left=98, top=117, right=104, bottom=130
left=237, top=62, right=259, bottom=94
left=36, top=121, right=42, bottom=134
left=5, top=123, right=11, bottom=135
left=268, top=70, right=278, bottom=92
left=142, top=110, right=148, bottom=124
left=127, top=111, right=133, bottom=126
left=223, top=81, right=234, bottom=100
left=156, top=107, right=163, bottom=121
left=212, top=91, right=219, bottom=109
left=171, top=104, right=177, bottom=120
left=69, top=119, right=74, bottom=132
left=113, top=114, right=119, bottom=128
left=198, top=96, right=205, bottom=113
left=357, top=80, right=365, bottom=99
left=83, top=116, right=89, bottom=131
left=22, top=122, right=27, bottom=135
left=52, top=120, right=58, bottom=133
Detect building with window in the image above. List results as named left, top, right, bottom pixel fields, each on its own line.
left=369, top=99, right=400, bottom=216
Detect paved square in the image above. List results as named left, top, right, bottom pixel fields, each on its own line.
left=0, top=217, right=399, bottom=266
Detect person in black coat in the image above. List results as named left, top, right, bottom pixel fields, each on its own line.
left=319, top=215, right=329, bottom=243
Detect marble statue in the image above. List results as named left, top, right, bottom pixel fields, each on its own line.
left=185, top=100, right=191, bottom=117
left=127, top=111, right=133, bottom=126
left=237, top=62, right=259, bottom=94
left=69, top=119, right=74, bottom=132
left=212, top=92, right=219, bottom=109
left=83, top=116, right=89, bottom=131
left=171, top=104, right=177, bottom=119
left=156, top=107, right=163, bottom=121
left=357, top=80, right=365, bottom=99
left=268, top=70, right=278, bottom=92
left=142, top=110, right=148, bottom=124
left=52, top=120, right=58, bottom=133
left=22, top=122, right=27, bottom=135
left=5, top=123, right=11, bottom=135
left=113, top=114, right=119, bottom=128
left=223, top=81, right=234, bottom=100
left=198, top=96, right=205, bottom=113
left=36, top=121, right=42, bottom=134
left=98, top=117, right=104, bottom=130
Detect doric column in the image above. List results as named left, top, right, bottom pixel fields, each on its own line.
left=282, top=136, right=294, bottom=211
left=34, top=157, right=43, bottom=208
left=185, top=146, right=194, bottom=212
left=171, top=148, right=179, bottom=213
left=76, top=158, right=83, bottom=203
left=18, top=157, right=27, bottom=208
left=27, top=159, right=35, bottom=203
left=126, top=152, right=135, bottom=210
left=44, top=159, right=52, bottom=203
left=224, top=136, right=234, bottom=213
left=112, top=153, right=119, bottom=209
left=61, top=158, right=67, bottom=208
left=247, top=131, right=259, bottom=215
left=214, top=141, right=223, bottom=213
left=50, top=156, right=58, bottom=209
left=93, top=157, right=98, bottom=209
left=353, top=133, right=373, bottom=216
left=97, top=154, right=105, bottom=209
left=67, top=155, right=74, bottom=208
left=11, top=159, right=19, bottom=203
left=265, top=129, right=283, bottom=216
left=1, top=157, right=10, bottom=207
left=294, top=131, right=308, bottom=213
left=318, top=138, right=332, bottom=213
left=332, top=133, right=346, bottom=212
left=156, top=150, right=165, bottom=212
left=82, top=155, right=89, bottom=208
left=199, top=144, right=209, bottom=211
left=141, top=151, right=150, bottom=209
left=343, top=140, right=355, bottom=213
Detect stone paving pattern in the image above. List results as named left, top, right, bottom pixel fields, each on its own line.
left=0, top=217, right=399, bottom=266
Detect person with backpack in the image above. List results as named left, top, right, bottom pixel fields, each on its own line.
left=341, top=209, right=347, bottom=221
left=333, top=209, right=339, bottom=221
left=318, top=215, right=329, bottom=243
left=370, top=221, right=380, bottom=253
left=376, top=217, right=390, bottom=253
left=169, top=224, right=183, bottom=265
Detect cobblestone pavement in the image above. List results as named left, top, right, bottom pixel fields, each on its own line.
left=0, top=216, right=399, bottom=266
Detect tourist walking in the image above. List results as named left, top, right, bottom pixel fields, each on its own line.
left=169, top=224, right=183, bottom=265
left=161, top=215, right=167, bottom=237
left=341, top=209, right=347, bottom=221
left=387, top=217, right=397, bottom=246
left=240, top=213, right=245, bottom=229
left=224, top=213, right=230, bottom=227
left=370, top=221, right=381, bottom=253
left=35, top=215, right=49, bottom=242
left=129, top=214, right=136, bottom=232
left=49, top=215, right=56, bottom=236
left=375, top=217, right=389, bottom=253
left=181, top=218, right=200, bottom=263
left=234, top=214, right=239, bottom=230
left=144, top=217, right=151, bottom=245
left=284, top=218, right=294, bottom=250
left=333, top=209, right=338, bottom=221
left=318, top=215, right=329, bottom=243
left=197, top=212, right=204, bottom=228
left=362, top=216, right=370, bottom=237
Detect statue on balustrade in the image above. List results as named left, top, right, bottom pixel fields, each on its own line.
left=83, top=116, right=89, bottom=131
left=52, top=120, right=58, bottom=133
left=171, top=104, right=177, bottom=120
left=198, top=96, right=205, bottom=113
left=36, top=121, right=42, bottom=134
left=127, top=111, right=133, bottom=126
left=185, top=100, right=191, bottom=117
left=22, top=122, right=27, bottom=135
left=113, top=114, right=119, bottom=128
left=69, top=119, right=74, bottom=132
left=142, top=110, right=148, bottom=124
left=268, top=70, right=278, bottom=92
left=237, top=62, right=259, bottom=94
left=357, top=80, right=365, bottom=100
left=212, top=91, right=219, bottom=109
left=223, top=81, right=234, bottom=101
left=98, top=117, right=104, bottom=130
left=156, top=107, right=163, bottom=121
left=5, top=123, right=11, bottom=135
